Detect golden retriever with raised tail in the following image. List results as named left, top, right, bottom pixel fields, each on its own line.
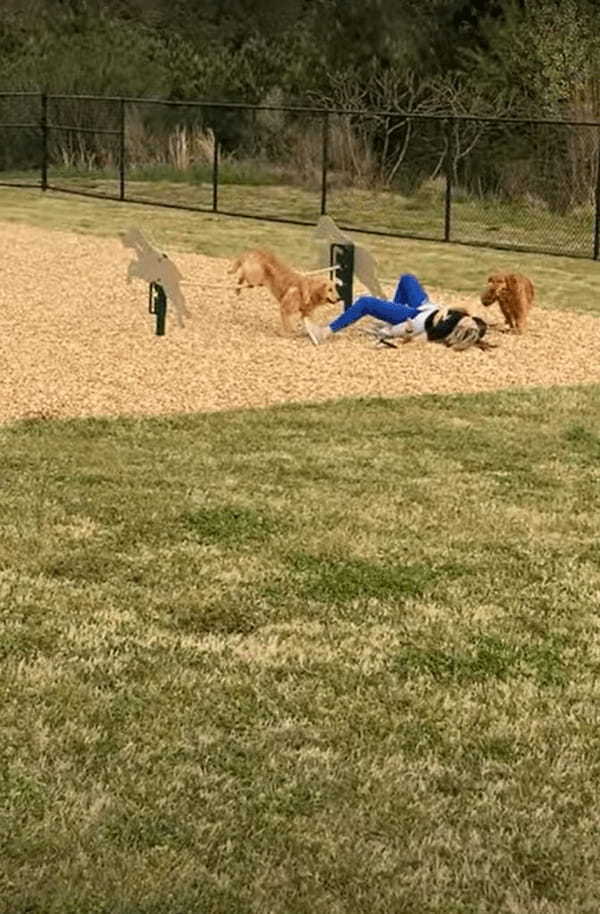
left=228, top=248, right=340, bottom=333
left=480, top=271, right=535, bottom=332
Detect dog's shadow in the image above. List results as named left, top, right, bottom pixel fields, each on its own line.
left=235, top=309, right=306, bottom=341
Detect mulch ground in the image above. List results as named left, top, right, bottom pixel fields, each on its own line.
left=2, top=221, right=599, bottom=423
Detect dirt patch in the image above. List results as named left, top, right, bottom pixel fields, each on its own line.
left=1, top=221, right=599, bottom=423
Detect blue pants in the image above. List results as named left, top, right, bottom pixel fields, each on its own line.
left=329, top=273, right=429, bottom=333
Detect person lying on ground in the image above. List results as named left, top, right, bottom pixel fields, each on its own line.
left=303, top=272, right=492, bottom=351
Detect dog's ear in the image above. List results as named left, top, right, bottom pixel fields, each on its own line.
left=508, top=273, right=534, bottom=308
left=481, top=278, right=498, bottom=306
left=301, top=279, right=312, bottom=307
left=505, top=273, right=521, bottom=296
left=281, top=286, right=303, bottom=315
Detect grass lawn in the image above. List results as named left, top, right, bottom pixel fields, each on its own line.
left=2, top=184, right=600, bottom=315
left=2, top=185, right=600, bottom=912
left=120, top=178, right=595, bottom=258
left=3, top=387, right=600, bottom=913
left=3, top=167, right=595, bottom=257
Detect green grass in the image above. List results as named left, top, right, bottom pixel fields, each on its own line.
left=3, top=386, right=600, bottom=913
left=2, top=183, right=600, bottom=315
left=8, top=168, right=594, bottom=255
left=2, top=176, right=600, bottom=910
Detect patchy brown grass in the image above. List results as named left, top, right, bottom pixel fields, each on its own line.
left=2, top=388, right=600, bottom=913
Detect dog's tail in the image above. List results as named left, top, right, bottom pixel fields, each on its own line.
left=526, top=276, right=535, bottom=303
left=228, top=256, right=243, bottom=275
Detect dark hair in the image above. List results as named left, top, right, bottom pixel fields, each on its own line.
left=473, top=316, right=487, bottom=339
left=425, top=309, right=488, bottom=343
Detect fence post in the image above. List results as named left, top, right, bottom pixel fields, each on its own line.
left=444, top=117, right=454, bottom=243
left=594, top=130, right=600, bottom=260
left=320, top=111, right=329, bottom=216
left=40, top=92, right=48, bottom=191
left=119, top=98, right=126, bottom=201
left=212, top=131, right=219, bottom=213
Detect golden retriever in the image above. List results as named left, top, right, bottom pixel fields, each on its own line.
left=480, top=271, right=535, bottom=332
left=228, top=248, right=340, bottom=333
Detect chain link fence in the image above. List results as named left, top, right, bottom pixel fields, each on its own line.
left=2, top=92, right=600, bottom=259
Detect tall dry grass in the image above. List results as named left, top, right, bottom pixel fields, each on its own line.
left=47, top=106, right=382, bottom=188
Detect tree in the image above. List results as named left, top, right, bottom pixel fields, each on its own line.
left=465, top=0, right=600, bottom=116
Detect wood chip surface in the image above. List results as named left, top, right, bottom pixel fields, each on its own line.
left=1, top=222, right=599, bottom=423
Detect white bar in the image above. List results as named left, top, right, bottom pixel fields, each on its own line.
left=302, top=264, right=342, bottom=276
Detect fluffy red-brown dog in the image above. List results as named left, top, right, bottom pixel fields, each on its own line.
left=480, top=271, right=535, bottom=332
left=229, top=248, right=340, bottom=333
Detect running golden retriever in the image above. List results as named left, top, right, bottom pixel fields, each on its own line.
left=229, top=248, right=340, bottom=333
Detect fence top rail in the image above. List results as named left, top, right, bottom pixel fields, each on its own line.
left=47, top=123, right=121, bottom=135
left=4, top=91, right=600, bottom=128
left=0, top=91, right=40, bottom=97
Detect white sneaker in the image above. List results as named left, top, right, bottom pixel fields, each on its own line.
left=303, top=319, right=332, bottom=345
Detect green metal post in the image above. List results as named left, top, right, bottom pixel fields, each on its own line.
left=330, top=242, right=354, bottom=311
left=148, top=282, right=167, bottom=336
